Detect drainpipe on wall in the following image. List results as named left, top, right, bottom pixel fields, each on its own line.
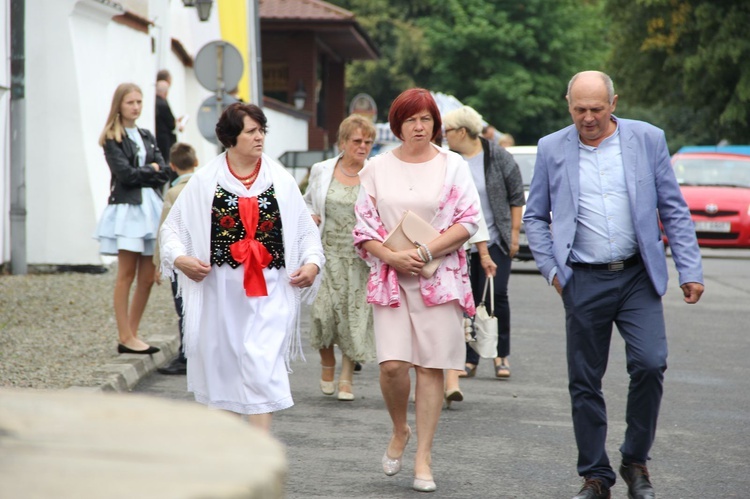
left=10, top=0, right=27, bottom=275
left=248, top=0, right=263, bottom=107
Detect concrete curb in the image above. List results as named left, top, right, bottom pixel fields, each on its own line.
left=67, top=332, right=181, bottom=394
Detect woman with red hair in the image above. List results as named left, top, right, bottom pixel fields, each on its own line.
left=353, top=88, right=481, bottom=492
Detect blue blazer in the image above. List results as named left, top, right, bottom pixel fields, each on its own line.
left=523, top=118, right=702, bottom=296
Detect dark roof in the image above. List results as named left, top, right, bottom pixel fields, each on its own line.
left=259, top=0, right=379, bottom=61
left=260, top=0, right=354, bottom=20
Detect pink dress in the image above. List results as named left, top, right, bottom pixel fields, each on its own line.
left=359, top=151, right=464, bottom=369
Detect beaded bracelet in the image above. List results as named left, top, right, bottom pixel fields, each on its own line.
left=415, top=242, right=434, bottom=263
left=423, top=245, right=434, bottom=263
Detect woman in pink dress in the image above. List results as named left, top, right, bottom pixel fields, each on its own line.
left=353, top=88, right=480, bottom=493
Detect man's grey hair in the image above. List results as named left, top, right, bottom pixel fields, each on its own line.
left=566, top=71, right=615, bottom=104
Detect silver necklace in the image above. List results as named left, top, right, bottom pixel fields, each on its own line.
left=404, top=165, right=415, bottom=190
left=338, top=161, right=360, bottom=178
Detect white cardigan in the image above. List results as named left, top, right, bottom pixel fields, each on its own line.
left=302, top=154, right=341, bottom=234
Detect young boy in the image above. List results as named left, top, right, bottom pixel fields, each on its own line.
left=154, top=142, right=198, bottom=375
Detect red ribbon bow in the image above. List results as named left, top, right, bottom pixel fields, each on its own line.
left=229, top=197, right=273, bottom=297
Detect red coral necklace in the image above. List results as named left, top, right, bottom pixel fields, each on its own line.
left=227, top=155, right=262, bottom=188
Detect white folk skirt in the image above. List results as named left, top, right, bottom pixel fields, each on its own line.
left=187, top=264, right=295, bottom=415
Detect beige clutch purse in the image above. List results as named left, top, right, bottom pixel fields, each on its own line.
left=383, top=210, right=444, bottom=278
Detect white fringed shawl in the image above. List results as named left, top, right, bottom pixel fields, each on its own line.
left=159, top=152, right=324, bottom=369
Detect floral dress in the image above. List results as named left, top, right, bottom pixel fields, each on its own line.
left=309, top=179, right=375, bottom=362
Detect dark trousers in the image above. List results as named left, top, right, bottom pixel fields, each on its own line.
left=171, top=278, right=186, bottom=363
left=562, top=261, right=667, bottom=486
left=466, top=243, right=512, bottom=365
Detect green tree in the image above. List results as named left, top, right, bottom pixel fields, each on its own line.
left=338, top=0, right=609, bottom=143
left=414, top=0, right=609, bottom=143
left=338, top=0, right=429, bottom=122
left=606, top=0, right=750, bottom=146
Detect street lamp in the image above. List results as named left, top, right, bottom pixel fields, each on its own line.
left=293, top=80, right=307, bottom=110
left=195, top=0, right=213, bottom=22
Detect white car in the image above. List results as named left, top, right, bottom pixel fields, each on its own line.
left=504, top=145, right=537, bottom=261
left=369, top=141, right=401, bottom=158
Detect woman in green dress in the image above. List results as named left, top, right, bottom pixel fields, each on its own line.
left=304, top=115, right=377, bottom=401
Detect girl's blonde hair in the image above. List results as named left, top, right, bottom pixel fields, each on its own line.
left=98, top=83, right=142, bottom=146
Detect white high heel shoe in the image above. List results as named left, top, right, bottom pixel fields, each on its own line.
left=381, top=426, right=412, bottom=476
left=413, top=477, right=436, bottom=492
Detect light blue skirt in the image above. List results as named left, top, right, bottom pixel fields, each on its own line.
left=94, top=188, right=163, bottom=256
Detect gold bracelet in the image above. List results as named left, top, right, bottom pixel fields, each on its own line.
left=480, top=254, right=492, bottom=260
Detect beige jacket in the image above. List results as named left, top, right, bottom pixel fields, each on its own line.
left=153, top=173, right=194, bottom=266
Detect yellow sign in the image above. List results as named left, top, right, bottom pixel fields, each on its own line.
left=217, top=0, right=250, bottom=102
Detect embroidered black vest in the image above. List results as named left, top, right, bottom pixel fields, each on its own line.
left=210, top=185, right=285, bottom=269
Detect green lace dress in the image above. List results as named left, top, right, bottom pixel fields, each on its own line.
left=309, top=178, right=376, bottom=363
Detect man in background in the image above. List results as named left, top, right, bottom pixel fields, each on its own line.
left=155, top=70, right=184, bottom=165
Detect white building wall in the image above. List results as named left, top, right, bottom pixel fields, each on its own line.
left=264, top=107, right=309, bottom=184
left=163, top=0, right=223, bottom=165
left=264, top=108, right=309, bottom=163
left=25, top=0, right=156, bottom=265
left=0, top=0, right=311, bottom=267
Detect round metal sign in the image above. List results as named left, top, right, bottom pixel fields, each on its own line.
left=197, top=94, right=240, bottom=144
left=349, top=93, right=377, bottom=121
left=194, top=41, right=244, bottom=92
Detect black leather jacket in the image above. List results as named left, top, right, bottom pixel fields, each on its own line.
left=103, top=128, right=170, bottom=204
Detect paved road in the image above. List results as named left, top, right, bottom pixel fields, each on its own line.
left=135, top=251, right=750, bottom=498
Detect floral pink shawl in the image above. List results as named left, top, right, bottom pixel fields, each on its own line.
left=353, top=145, right=479, bottom=315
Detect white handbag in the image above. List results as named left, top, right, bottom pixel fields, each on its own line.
left=469, top=277, right=498, bottom=359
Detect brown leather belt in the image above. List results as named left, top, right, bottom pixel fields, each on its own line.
left=570, top=254, right=641, bottom=271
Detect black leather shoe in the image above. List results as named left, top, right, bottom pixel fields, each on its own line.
left=157, top=358, right=187, bottom=375
left=572, top=478, right=611, bottom=499
left=117, top=343, right=160, bottom=355
left=620, top=462, right=655, bottom=499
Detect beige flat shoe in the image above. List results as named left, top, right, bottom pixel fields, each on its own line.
left=320, top=364, right=335, bottom=395
left=337, top=380, right=354, bottom=401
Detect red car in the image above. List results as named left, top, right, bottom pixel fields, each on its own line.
left=668, top=146, right=750, bottom=248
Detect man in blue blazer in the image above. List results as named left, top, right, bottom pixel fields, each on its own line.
left=524, top=71, right=704, bottom=499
